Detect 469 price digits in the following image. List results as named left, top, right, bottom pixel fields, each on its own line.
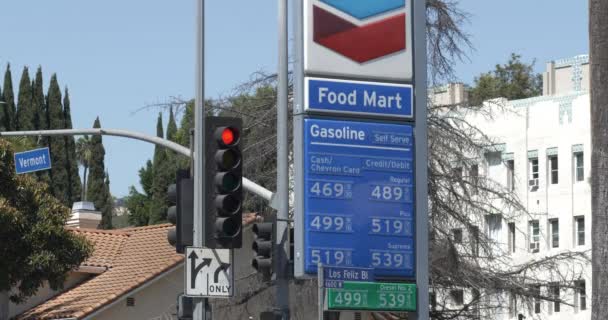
left=310, top=181, right=353, bottom=199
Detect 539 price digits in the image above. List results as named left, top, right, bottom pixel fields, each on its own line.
left=379, top=292, right=409, bottom=308
left=371, top=251, right=411, bottom=269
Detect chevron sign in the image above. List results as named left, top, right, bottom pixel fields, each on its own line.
left=304, top=0, right=413, bottom=82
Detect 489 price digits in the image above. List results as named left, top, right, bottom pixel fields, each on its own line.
left=370, top=184, right=411, bottom=203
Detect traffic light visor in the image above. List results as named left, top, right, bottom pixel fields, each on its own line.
left=215, top=172, right=241, bottom=192
left=216, top=149, right=241, bottom=170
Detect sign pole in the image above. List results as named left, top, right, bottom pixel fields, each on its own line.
left=194, top=0, right=208, bottom=319
left=413, top=0, right=429, bottom=318
left=276, top=0, right=290, bottom=318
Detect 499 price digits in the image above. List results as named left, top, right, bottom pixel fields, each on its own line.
left=332, top=291, right=367, bottom=308
left=370, top=184, right=411, bottom=203
left=309, top=181, right=353, bottom=199
left=310, top=214, right=353, bottom=233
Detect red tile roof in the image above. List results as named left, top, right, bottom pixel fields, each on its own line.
left=18, top=224, right=183, bottom=320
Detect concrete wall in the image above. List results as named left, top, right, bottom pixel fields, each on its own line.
left=93, top=266, right=183, bottom=320
left=9, top=272, right=91, bottom=319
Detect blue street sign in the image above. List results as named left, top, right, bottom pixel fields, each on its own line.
left=14, top=147, right=52, bottom=174
left=305, top=77, right=413, bottom=119
left=303, top=118, right=415, bottom=278
left=324, top=266, right=375, bottom=289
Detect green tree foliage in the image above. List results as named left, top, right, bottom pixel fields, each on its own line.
left=32, top=67, right=47, bottom=132
left=0, top=85, right=4, bottom=131
left=166, top=107, right=178, bottom=142
left=0, top=139, right=92, bottom=303
left=16, top=67, right=34, bottom=131
left=126, top=186, right=150, bottom=227
left=32, top=67, right=51, bottom=185
left=63, top=88, right=82, bottom=204
left=46, top=75, right=71, bottom=206
left=86, top=117, right=112, bottom=229
left=148, top=113, right=174, bottom=224
left=2, top=64, right=16, bottom=131
left=76, top=135, right=94, bottom=201
left=468, top=53, right=543, bottom=106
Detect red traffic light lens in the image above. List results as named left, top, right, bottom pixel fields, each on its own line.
left=221, top=128, right=236, bottom=146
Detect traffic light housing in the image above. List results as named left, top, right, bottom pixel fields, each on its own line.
left=204, top=117, right=243, bottom=249
left=167, top=169, right=194, bottom=253
left=251, top=221, right=274, bottom=279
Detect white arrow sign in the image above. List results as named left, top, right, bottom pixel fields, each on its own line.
left=185, top=247, right=234, bottom=297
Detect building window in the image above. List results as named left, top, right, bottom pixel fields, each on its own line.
left=574, top=152, right=584, bottom=182
left=485, top=214, right=502, bottom=243
left=532, top=285, right=541, bottom=314
left=452, top=228, right=463, bottom=243
left=551, top=283, right=560, bottom=312
left=575, top=216, right=585, bottom=246
left=470, top=226, right=480, bottom=256
left=576, top=280, right=587, bottom=311
left=529, top=220, right=540, bottom=253
left=450, top=289, right=464, bottom=305
left=550, top=219, right=559, bottom=248
left=509, top=292, right=517, bottom=318
left=507, top=160, right=515, bottom=192
left=508, top=222, right=516, bottom=253
left=548, top=155, right=558, bottom=184
left=529, top=158, right=539, bottom=191
left=430, top=292, right=437, bottom=311
left=470, top=164, right=479, bottom=194
left=453, top=166, right=463, bottom=178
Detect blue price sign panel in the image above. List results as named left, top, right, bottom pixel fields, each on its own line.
left=14, top=147, right=52, bottom=174
left=324, top=266, right=375, bottom=289
left=303, top=118, right=414, bottom=278
left=305, top=77, right=413, bottom=119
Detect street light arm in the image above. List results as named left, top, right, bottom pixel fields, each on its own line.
left=0, top=128, right=275, bottom=204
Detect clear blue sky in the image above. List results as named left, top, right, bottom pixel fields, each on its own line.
left=0, top=1, right=588, bottom=197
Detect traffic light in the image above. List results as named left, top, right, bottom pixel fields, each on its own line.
left=204, top=117, right=243, bottom=249
left=251, top=221, right=274, bottom=279
left=167, top=169, right=194, bottom=253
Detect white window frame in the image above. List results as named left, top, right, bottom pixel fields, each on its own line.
left=574, top=152, right=584, bottom=183
left=549, top=219, right=559, bottom=249
left=529, top=220, right=540, bottom=253
left=548, top=155, right=558, bottom=185
left=575, top=216, right=585, bottom=246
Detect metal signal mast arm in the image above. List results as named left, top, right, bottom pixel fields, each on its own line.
left=0, top=128, right=275, bottom=204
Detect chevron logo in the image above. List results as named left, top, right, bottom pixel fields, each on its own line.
left=314, top=0, right=407, bottom=63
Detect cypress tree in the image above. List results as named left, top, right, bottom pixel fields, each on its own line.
left=0, top=85, right=4, bottom=131
left=47, top=75, right=70, bottom=206
left=63, top=88, right=82, bottom=204
left=16, top=67, right=35, bottom=131
left=166, top=107, right=178, bottom=142
left=149, top=113, right=172, bottom=224
left=86, top=117, right=112, bottom=229
left=2, top=64, right=16, bottom=131
left=32, top=67, right=51, bottom=184
left=98, top=172, right=113, bottom=229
